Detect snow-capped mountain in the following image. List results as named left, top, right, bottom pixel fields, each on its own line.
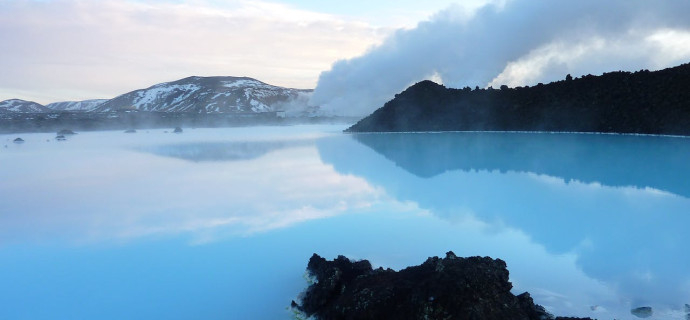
left=94, top=76, right=313, bottom=114
left=0, top=99, right=50, bottom=113
left=46, top=99, right=108, bottom=112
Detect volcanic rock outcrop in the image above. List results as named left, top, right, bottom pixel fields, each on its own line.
left=292, top=252, right=593, bottom=320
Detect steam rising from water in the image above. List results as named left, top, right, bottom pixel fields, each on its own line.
left=310, top=0, right=690, bottom=116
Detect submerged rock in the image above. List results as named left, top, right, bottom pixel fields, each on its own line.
left=13, top=137, right=24, bottom=144
left=631, top=306, right=653, bottom=318
left=173, top=127, right=183, bottom=134
left=124, top=129, right=137, bottom=133
left=57, top=129, right=77, bottom=135
left=292, top=252, right=592, bottom=320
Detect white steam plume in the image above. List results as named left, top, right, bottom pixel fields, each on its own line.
left=310, top=0, right=690, bottom=117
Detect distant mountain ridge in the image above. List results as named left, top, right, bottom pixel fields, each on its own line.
left=93, top=76, right=312, bottom=114
left=0, top=99, right=50, bottom=113
left=347, top=62, right=690, bottom=136
left=0, top=76, right=314, bottom=115
left=45, top=99, right=108, bottom=112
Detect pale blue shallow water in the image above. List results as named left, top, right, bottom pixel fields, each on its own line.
left=1, top=125, right=689, bottom=319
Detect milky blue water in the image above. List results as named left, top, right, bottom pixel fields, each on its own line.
left=1, top=125, right=689, bottom=319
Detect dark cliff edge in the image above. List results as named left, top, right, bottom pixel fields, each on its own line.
left=291, top=252, right=592, bottom=320
left=346, top=62, right=690, bottom=135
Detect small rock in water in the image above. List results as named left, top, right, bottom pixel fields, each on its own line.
left=13, top=138, right=24, bottom=144
left=57, top=129, right=77, bottom=135
left=631, top=306, right=653, bottom=318
left=55, top=135, right=66, bottom=141
left=173, top=127, right=183, bottom=134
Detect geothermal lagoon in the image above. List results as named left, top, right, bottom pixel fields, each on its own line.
left=1, top=125, right=689, bottom=319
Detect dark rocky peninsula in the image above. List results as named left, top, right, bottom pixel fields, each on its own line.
left=346, top=62, right=690, bottom=135
left=292, top=252, right=592, bottom=320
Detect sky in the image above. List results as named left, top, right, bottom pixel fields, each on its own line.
left=1, top=0, right=690, bottom=114
left=0, top=0, right=472, bottom=104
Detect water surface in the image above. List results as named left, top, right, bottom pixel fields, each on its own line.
left=1, top=126, right=689, bottom=319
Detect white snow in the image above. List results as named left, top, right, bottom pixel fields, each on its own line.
left=133, top=84, right=201, bottom=111
left=222, top=79, right=263, bottom=88
left=46, top=99, right=107, bottom=112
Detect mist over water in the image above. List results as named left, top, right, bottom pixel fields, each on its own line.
left=310, top=0, right=690, bottom=116
left=2, top=126, right=690, bottom=319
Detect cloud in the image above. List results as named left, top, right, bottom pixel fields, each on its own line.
left=0, top=0, right=386, bottom=103
left=310, top=0, right=690, bottom=117
left=489, top=28, right=690, bottom=88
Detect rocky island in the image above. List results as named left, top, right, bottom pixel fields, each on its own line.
left=346, top=62, right=690, bottom=135
left=292, top=252, right=592, bottom=320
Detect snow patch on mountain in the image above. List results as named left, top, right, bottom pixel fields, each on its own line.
left=0, top=99, right=50, bottom=113
left=45, top=99, right=108, bottom=112
left=130, top=83, right=202, bottom=111
left=222, top=79, right=261, bottom=88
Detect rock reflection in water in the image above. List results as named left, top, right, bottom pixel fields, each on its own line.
left=351, top=132, right=690, bottom=197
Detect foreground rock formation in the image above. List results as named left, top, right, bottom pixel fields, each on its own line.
left=347, top=62, right=690, bottom=135
left=292, top=252, right=592, bottom=320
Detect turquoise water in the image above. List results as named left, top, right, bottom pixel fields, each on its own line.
left=1, top=126, right=689, bottom=319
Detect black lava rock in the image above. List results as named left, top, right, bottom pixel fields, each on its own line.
left=292, top=252, right=593, bottom=320
left=347, top=62, right=690, bottom=136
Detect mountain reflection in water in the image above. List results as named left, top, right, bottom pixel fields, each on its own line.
left=142, top=140, right=311, bottom=162
left=317, top=132, right=690, bottom=311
